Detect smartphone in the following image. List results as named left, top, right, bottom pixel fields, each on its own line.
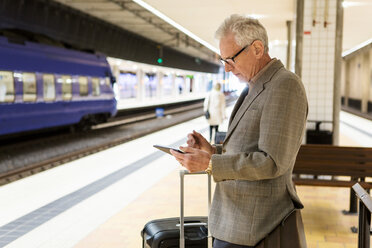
left=153, top=145, right=185, bottom=155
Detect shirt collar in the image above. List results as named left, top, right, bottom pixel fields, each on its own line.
left=250, top=58, right=277, bottom=84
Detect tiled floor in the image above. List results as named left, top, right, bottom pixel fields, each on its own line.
left=298, top=185, right=358, bottom=248
left=74, top=130, right=368, bottom=248
left=2, top=109, right=371, bottom=248
left=74, top=169, right=210, bottom=248
left=0, top=117, right=209, bottom=248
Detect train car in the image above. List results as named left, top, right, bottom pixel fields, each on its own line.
left=109, top=57, right=222, bottom=108
left=0, top=35, right=117, bottom=136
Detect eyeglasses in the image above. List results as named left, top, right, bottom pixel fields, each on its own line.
left=220, top=45, right=249, bottom=66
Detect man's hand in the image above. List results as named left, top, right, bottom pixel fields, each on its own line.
left=187, top=130, right=216, bottom=155
left=170, top=146, right=211, bottom=173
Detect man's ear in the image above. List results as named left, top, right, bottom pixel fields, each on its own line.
left=252, top=40, right=264, bottom=58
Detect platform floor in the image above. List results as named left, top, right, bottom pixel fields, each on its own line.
left=74, top=175, right=360, bottom=248
left=116, top=94, right=205, bottom=110
left=74, top=112, right=371, bottom=248
left=1, top=110, right=372, bottom=248
left=73, top=152, right=360, bottom=248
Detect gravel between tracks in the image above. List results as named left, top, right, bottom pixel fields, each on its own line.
left=0, top=108, right=203, bottom=175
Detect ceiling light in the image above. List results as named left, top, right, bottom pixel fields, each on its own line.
left=133, top=0, right=219, bottom=54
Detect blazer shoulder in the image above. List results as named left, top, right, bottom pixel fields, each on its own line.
left=270, top=68, right=305, bottom=93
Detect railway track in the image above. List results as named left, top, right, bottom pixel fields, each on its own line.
left=94, top=100, right=203, bottom=129
left=0, top=97, right=235, bottom=186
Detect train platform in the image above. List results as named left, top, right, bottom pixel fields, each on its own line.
left=1, top=108, right=372, bottom=248
left=116, top=94, right=207, bottom=110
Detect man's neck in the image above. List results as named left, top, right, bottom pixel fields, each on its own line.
left=256, top=54, right=272, bottom=72
left=249, top=53, right=271, bottom=82
left=248, top=54, right=273, bottom=84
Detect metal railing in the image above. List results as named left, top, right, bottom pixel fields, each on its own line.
left=352, top=183, right=372, bottom=248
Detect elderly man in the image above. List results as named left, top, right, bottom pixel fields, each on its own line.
left=171, top=14, right=307, bottom=248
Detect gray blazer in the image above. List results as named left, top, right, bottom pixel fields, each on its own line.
left=209, top=60, right=308, bottom=246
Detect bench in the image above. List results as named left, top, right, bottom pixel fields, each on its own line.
left=293, top=144, right=372, bottom=214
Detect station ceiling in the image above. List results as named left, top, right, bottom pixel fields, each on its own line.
left=142, top=0, right=372, bottom=51
left=54, top=0, right=218, bottom=64
left=56, top=0, right=372, bottom=55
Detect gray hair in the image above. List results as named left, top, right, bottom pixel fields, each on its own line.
left=215, top=14, right=269, bottom=53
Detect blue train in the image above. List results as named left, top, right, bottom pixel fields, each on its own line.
left=0, top=35, right=117, bottom=136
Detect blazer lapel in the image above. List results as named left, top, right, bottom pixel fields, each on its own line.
left=228, top=86, right=249, bottom=127
left=224, top=60, right=284, bottom=144
left=224, top=82, right=264, bottom=143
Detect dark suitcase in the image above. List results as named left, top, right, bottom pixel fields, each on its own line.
left=141, top=171, right=212, bottom=248
left=141, top=217, right=208, bottom=248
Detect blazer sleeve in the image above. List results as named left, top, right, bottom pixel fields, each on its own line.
left=214, top=144, right=223, bottom=154
left=212, top=77, right=308, bottom=182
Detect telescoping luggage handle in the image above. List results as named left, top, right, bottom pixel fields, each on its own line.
left=179, top=170, right=212, bottom=248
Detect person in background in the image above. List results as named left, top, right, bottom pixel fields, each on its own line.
left=171, top=14, right=308, bottom=247
left=204, top=82, right=226, bottom=142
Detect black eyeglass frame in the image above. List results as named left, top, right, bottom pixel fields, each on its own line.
left=219, top=40, right=257, bottom=66
left=220, top=45, right=247, bottom=66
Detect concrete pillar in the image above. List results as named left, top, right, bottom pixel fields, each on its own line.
left=184, top=76, right=188, bottom=94
left=286, top=20, right=292, bottom=70
left=361, top=52, right=371, bottom=113
left=333, top=0, right=343, bottom=145
left=137, top=69, right=144, bottom=102
left=112, top=65, right=120, bottom=82
left=370, top=50, right=372, bottom=107
left=157, top=71, right=163, bottom=99
left=111, top=64, right=120, bottom=99
left=171, top=73, right=176, bottom=96
left=295, top=0, right=304, bottom=77
left=370, top=50, right=372, bottom=106
left=297, top=0, right=343, bottom=145
left=344, top=60, right=350, bottom=107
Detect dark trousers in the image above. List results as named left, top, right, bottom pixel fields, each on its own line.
left=209, top=125, right=219, bottom=142
left=213, top=238, right=254, bottom=248
left=213, top=210, right=306, bottom=248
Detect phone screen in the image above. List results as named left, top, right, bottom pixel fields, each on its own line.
left=153, top=145, right=185, bottom=155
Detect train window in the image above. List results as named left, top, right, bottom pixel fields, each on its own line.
left=176, top=76, right=185, bottom=95
left=92, top=77, right=100, bottom=96
left=23, top=73, right=37, bottom=102
left=105, top=77, right=111, bottom=87
left=61, top=75, right=72, bottom=100
left=0, top=71, right=15, bottom=103
left=163, top=75, right=172, bottom=96
left=144, top=73, right=157, bottom=98
left=78, top=77, right=88, bottom=96
left=118, top=72, right=137, bottom=99
left=43, top=74, right=55, bottom=101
